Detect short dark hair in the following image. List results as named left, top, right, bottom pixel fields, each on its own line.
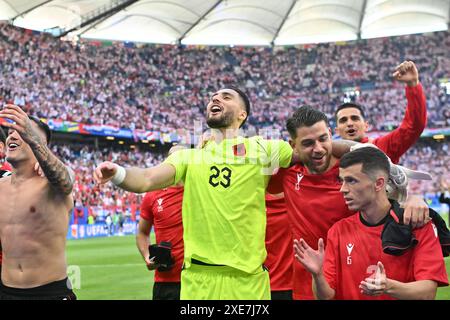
left=29, top=116, right=52, bottom=144
left=286, top=105, right=329, bottom=138
left=0, top=126, right=6, bottom=144
left=335, top=102, right=366, bottom=120
left=340, top=147, right=390, bottom=180
left=228, top=86, right=250, bottom=128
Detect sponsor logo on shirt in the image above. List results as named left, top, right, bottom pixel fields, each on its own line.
left=346, top=243, right=354, bottom=255
left=157, top=198, right=164, bottom=212
left=346, top=243, right=354, bottom=265
left=432, top=223, right=438, bottom=238
left=295, top=173, right=304, bottom=190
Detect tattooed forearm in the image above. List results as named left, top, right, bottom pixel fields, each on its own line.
left=30, top=141, right=74, bottom=195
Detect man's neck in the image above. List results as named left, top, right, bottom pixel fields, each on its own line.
left=360, top=197, right=392, bottom=225
left=10, top=161, right=36, bottom=183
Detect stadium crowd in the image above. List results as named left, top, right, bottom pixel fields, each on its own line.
left=0, top=23, right=449, bottom=136
left=403, top=140, right=449, bottom=197
left=49, top=144, right=163, bottom=222
left=0, top=23, right=448, bottom=219
left=0, top=22, right=448, bottom=301
left=45, top=139, right=447, bottom=225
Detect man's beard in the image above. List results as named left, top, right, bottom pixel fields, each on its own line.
left=206, top=111, right=234, bottom=128
left=303, top=154, right=331, bottom=174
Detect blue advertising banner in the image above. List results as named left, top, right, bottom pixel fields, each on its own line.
left=20, top=118, right=449, bottom=144
left=67, top=222, right=138, bottom=240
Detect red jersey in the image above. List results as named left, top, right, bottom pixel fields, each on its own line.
left=140, top=186, right=184, bottom=283
left=265, top=194, right=293, bottom=291
left=324, top=213, right=448, bottom=300
left=362, top=84, right=427, bottom=164
left=0, top=162, right=11, bottom=172
left=0, top=163, right=10, bottom=265
left=268, top=161, right=354, bottom=299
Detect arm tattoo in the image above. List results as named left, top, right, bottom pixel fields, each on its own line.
left=31, top=141, right=74, bottom=195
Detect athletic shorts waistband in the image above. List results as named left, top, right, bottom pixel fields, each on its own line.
left=191, top=258, right=225, bottom=266
left=187, top=261, right=268, bottom=276
left=0, top=278, right=72, bottom=297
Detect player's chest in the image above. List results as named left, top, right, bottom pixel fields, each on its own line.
left=335, top=227, right=405, bottom=268
left=0, top=184, right=53, bottom=225
left=188, top=162, right=262, bottom=190
left=152, top=198, right=182, bottom=223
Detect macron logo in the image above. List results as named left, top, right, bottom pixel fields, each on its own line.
left=157, top=198, right=163, bottom=206
left=346, top=243, right=354, bottom=255
left=432, top=223, right=438, bottom=238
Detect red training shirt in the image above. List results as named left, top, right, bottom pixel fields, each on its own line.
left=268, top=161, right=354, bottom=299
left=140, top=186, right=184, bottom=283
left=265, top=194, right=293, bottom=292
left=0, top=162, right=11, bottom=265
left=324, top=213, right=448, bottom=300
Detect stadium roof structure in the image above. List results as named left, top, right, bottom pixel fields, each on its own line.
left=1, top=0, right=449, bottom=45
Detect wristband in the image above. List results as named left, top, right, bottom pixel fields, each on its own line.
left=111, top=165, right=126, bottom=186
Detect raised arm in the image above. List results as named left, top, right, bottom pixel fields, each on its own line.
left=94, top=161, right=176, bottom=193
left=0, top=104, right=74, bottom=195
left=372, top=61, right=427, bottom=164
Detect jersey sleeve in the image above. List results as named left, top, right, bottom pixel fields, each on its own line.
left=323, top=225, right=339, bottom=292
left=267, top=139, right=294, bottom=169
left=140, top=192, right=154, bottom=223
left=372, top=83, right=427, bottom=164
left=163, top=149, right=192, bottom=185
left=411, top=223, right=449, bottom=287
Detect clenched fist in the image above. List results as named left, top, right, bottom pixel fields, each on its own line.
left=392, top=61, right=419, bottom=87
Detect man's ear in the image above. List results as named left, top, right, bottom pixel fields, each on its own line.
left=238, top=109, right=247, bottom=123
left=363, top=120, right=369, bottom=133
left=375, top=176, right=387, bottom=192
left=289, top=138, right=295, bottom=149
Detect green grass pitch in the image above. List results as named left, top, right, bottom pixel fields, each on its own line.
left=67, top=235, right=450, bottom=300
left=67, top=235, right=154, bottom=300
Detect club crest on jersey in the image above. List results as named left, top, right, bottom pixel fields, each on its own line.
left=232, top=143, right=246, bottom=156
left=157, top=198, right=163, bottom=212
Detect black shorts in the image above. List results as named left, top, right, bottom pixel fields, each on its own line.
left=271, top=290, right=293, bottom=300
left=153, top=282, right=180, bottom=300
left=0, top=278, right=77, bottom=300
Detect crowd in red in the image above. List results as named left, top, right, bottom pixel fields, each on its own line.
left=0, top=23, right=448, bottom=223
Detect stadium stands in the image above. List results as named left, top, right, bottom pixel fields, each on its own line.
left=0, top=23, right=448, bottom=135
left=0, top=23, right=448, bottom=220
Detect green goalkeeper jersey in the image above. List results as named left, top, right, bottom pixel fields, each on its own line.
left=164, top=136, right=293, bottom=274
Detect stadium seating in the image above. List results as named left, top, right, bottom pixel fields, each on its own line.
left=0, top=23, right=448, bottom=220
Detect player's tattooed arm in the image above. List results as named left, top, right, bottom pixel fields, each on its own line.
left=0, top=104, right=74, bottom=195
left=31, top=142, right=75, bottom=195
